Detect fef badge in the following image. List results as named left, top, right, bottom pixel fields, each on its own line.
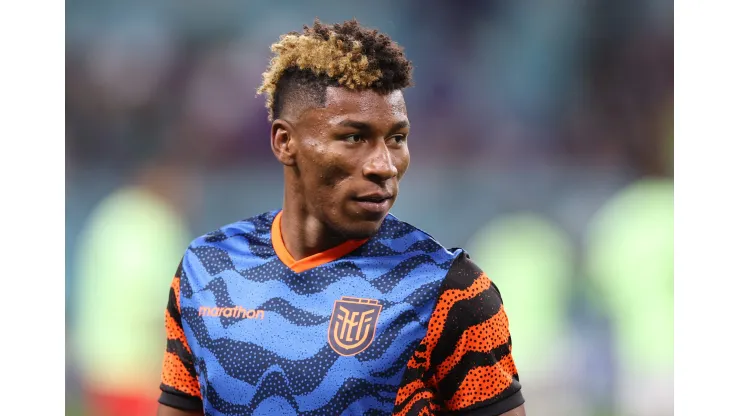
left=328, top=297, right=382, bottom=356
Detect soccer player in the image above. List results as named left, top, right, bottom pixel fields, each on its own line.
left=158, top=19, right=526, bottom=416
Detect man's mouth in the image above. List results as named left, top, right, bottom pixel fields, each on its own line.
left=354, top=193, right=392, bottom=203
left=352, top=193, right=393, bottom=214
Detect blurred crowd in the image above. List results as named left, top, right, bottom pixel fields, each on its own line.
left=66, top=1, right=673, bottom=415
left=66, top=0, right=673, bottom=171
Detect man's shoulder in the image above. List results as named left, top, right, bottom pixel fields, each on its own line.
left=364, top=214, right=462, bottom=263
left=376, top=216, right=494, bottom=294
left=176, top=211, right=278, bottom=286
left=442, top=251, right=492, bottom=289
left=187, top=211, right=278, bottom=250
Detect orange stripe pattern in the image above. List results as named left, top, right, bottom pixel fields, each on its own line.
left=445, top=354, right=517, bottom=410
left=409, top=274, right=491, bottom=371
left=394, top=380, right=425, bottom=407
left=164, top=309, right=192, bottom=354
left=161, top=351, right=201, bottom=398
left=392, top=256, right=522, bottom=415
left=434, top=306, right=511, bottom=382
left=172, top=276, right=181, bottom=311
left=397, top=390, right=436, bottom=415
left=161, top=274, right=202, bottom=400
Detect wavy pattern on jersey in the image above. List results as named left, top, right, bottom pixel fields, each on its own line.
left=354, top=235, right=443, bottom=258
left=370, top=342, right=422, bottom=379
left=204, top=214, right=270, bottom=242
left=197, top=271, right=446, bottom=325
left=188, top=251, right=451, bottom=298
left=364, top=255, right=454, bottom=293
left=178, top=300, right=439, bottom=414
left=192, top=270, right=438, bottom=326
left=354, top=309, right=428, bottom=363
left=196, top=344, right=404, bottom=410
left=192, top=276, right=336, bottom=329
left=364, top=408, right=392, bottom=416
left=346, top=249, right=451, bottom=281
left=372, top=216, right=419, bottom=240
left=242, top=260, right=365, bottom=295
left=178, top=212, right=460, bottom=416
left=256, top=297, right=328, bottom=326
left=203, top=375, right=398, bottom=416
left=190, top=298, right=433, bottom=362
left=191, top=246, right=236, bottom=276
left=187, top=212, right=452, bottom=288
left=376, top=231, right=447, bottom=253
left=343, top=397, right=395, bottom=416
left=230, top=233, right=274, bottom=258
left=182, top=303, right=431, bottom=383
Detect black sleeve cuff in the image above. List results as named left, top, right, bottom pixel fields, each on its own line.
left=447, top=389, right=525, bottom=416
left=158, top=389, right=203, bottom=412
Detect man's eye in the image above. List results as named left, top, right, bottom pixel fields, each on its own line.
left=345, top=134, right=363, bottom=143
left=391, top=135, right=408, bottom=144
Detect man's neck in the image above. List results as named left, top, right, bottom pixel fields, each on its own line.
left=279, top=207, right=349, bottom=261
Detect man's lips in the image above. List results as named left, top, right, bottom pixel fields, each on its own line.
left=352, top=193, right=393, bottom=214
left=353, top=193, right=393, bottom=203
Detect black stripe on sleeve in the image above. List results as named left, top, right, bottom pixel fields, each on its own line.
left=443, top=389, right=524, bottom=416
left=159, top=387, right=204, bottom=412
left=435, top=343, right=515, bottom=403
left=429, top=285, right=503, bottom=371
left=166, top=338, right=199, bottom=379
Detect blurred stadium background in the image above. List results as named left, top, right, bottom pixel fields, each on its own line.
left=66, top=1, right=673, bottom=415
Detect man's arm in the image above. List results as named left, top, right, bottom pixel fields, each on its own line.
left=447, top=403, right=526, bottom=416
left=500, top=405, right=526, bottom=416
left=158, top=261, right=205, bottom=413
left=430, top=252, right=526, bottom=415
left=157, top=404, right=204, bottom=416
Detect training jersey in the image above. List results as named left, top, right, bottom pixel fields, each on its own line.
left=159, top=210, right=524, bottom=415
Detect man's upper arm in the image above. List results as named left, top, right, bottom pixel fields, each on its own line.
left=157, top=404, right=204, bottom=416
left=159, top=260, right=204, bottom=413
left=431, top=252, right=526, bottom=415
left=500, top=405, right=526, bottom=416
left=449, top=403, right=526, bottom=416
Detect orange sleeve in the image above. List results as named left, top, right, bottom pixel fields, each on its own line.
left=158, top=261, right=203, bottom=412
left=431, top=253, right=524, bottom=414
left=392, top=253, right=524, bottom=415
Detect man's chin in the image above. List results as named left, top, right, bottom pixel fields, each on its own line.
left=340, top=216, right=386, bottom=240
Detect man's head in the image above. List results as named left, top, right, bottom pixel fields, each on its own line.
left=258, top=19, right=413, bottom=239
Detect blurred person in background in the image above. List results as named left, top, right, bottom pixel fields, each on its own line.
left=583, top=116, right=673, bottom=416
left=466, top=214, right=583, bottom=416
left=157, top=19, right=525, bottom=416
left=581, top=26, right=674, bottom=416
left=584, top=177, right=673, bottom=416
left=72, top=136, right=200, bottom=416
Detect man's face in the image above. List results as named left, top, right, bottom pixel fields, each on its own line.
left=290, top=87, right=411, bottom=239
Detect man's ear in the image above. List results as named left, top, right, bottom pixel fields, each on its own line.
left=271, top=119, right=297, bottom=166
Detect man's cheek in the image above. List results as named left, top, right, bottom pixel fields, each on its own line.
left=320, top=159, right=354, bottom=187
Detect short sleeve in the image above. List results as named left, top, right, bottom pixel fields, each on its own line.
left=430, top=253, right=524, bottom=415
left=159, top=260, right=204, bottom=411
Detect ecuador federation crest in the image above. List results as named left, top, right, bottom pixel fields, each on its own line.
left=328, top=297, right=382, bottom=356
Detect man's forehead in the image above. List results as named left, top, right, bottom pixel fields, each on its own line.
left=297, top=87, right=408, bottom=128
left=324, top=87, right=407, bottom=118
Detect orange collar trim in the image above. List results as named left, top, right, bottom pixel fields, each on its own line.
left=271, top=211, right=369, bottom=274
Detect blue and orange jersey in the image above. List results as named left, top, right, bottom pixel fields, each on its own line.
left=160, top=211, right=524, bottom=415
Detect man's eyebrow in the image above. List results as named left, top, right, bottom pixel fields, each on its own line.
left=336, top=119, right=410, bottom=131
left=390, top=120, right=410, bottom=131
left=337, top=120, right=372, bottom=130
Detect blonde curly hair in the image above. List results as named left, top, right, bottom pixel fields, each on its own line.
left=257, top=19, right=413, bottom=121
